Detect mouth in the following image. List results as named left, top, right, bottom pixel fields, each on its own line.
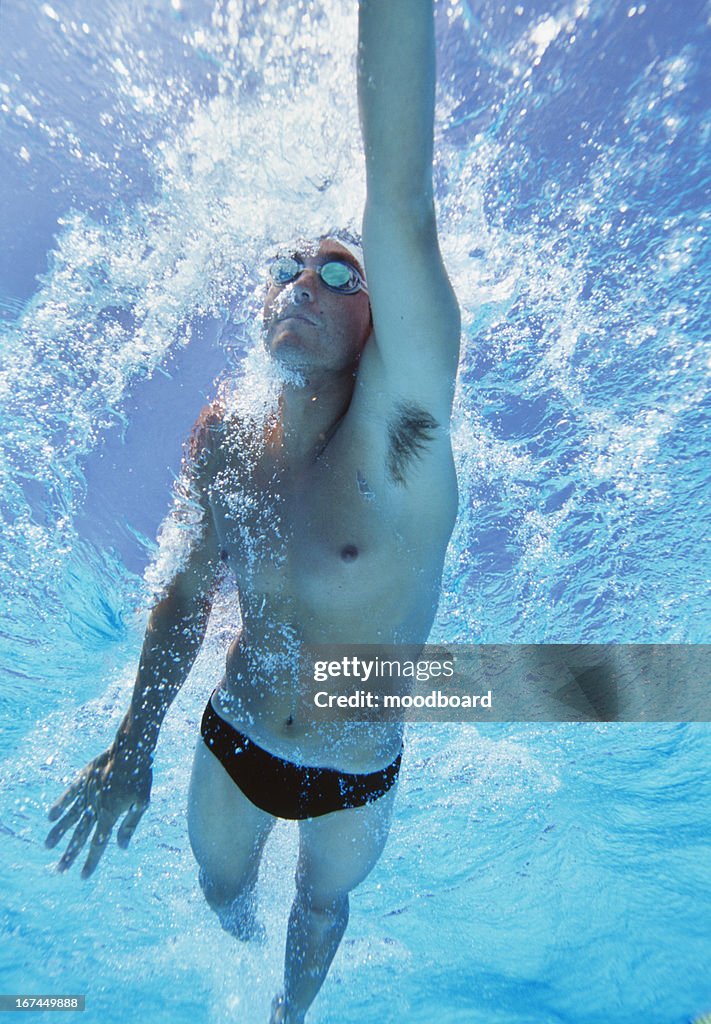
left=277, top=313, right=317, bottom=326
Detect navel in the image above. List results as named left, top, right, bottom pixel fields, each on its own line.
left=340, top=544, right=359, bottom=562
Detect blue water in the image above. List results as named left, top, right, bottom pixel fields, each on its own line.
left=1, top=1, right=710, bottom=1022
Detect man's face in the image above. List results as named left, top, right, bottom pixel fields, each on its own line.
left=262, top=239, right=372, bottom=374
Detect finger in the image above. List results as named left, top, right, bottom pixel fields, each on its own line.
left=116, top=802, right=148, bottom=849
left=80, top=813, right=115, bottom=879
left=45, top=799, right=85, bottom=849
left=56, top=809, right=96, bottom=873
left=48, top=775, right=86, bottom=822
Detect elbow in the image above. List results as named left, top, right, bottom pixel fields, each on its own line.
left=149, top=583, right=210, bottom=633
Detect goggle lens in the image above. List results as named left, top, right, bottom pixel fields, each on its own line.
left=320, top=261, right=357, bottom=291
left=270, top=256, right=302, bottom=284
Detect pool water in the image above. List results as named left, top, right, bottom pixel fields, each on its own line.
left=1, top=1, right=709, bottom=1021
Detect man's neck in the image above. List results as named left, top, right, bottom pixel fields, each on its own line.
left=275, top=367, right=356, bottom=464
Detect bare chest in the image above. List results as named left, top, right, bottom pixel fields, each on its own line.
left=209, top=444, right=393, bottom=607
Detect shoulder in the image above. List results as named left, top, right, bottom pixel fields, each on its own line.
left=185, top=394, right=263, bottom=487
left=187, top=399, right=226, bottom=466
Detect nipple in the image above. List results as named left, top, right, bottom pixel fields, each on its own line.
left=340, top=544, right=358, bottom=562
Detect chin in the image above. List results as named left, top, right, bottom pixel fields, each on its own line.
left=266, top=339, right=314, bottom=380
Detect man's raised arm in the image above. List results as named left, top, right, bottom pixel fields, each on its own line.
left=358, top=0, right=460, bottom=401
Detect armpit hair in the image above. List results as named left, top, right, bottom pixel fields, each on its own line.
left=387, top=402, right=439, bottom=485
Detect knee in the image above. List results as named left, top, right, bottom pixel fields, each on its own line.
left=199, top=865, right=231, bottom=909
left=198, top=866, right=254, bottom=913
left=199, top=868, right=262, bottom=941
left=297, top=887, right=350, bottom=930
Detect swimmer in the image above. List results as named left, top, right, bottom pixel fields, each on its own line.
left=45, top=2, right=460, bottom=1021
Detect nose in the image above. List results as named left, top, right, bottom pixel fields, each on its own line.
left=289, top=268, right=317, bottom=304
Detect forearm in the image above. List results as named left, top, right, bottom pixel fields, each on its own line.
left=118, top=589, right=211, bottom=760
left=358, top=0, right=436, bottom=209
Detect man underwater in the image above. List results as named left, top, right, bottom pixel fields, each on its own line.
left=46, top=2, right=461, bottom=1021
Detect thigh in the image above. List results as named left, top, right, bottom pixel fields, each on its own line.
left=296, top=787, right=397, bottom=905
left=188, top=736, right=275, bottom=894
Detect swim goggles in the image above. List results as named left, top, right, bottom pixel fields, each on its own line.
left=268, top=255, right=368, bottom=295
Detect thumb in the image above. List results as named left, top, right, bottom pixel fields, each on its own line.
left=116, top=801, right=148, bottom=849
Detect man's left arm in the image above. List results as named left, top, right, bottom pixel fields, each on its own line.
left=358, top=0, right=460, bottom=413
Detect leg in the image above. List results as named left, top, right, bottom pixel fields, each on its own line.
left=188, top=736, right=275, bottom=940
left=271, top=786, right=396, bottom=1024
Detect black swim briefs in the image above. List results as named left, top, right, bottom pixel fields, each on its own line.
left=200, top=697, right=402, bottom=820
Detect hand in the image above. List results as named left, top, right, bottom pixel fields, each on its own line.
left=45, top=734, right=152, bottom=879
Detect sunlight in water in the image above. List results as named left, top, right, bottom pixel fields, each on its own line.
left=0, top=0, right=709, bottom=1021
